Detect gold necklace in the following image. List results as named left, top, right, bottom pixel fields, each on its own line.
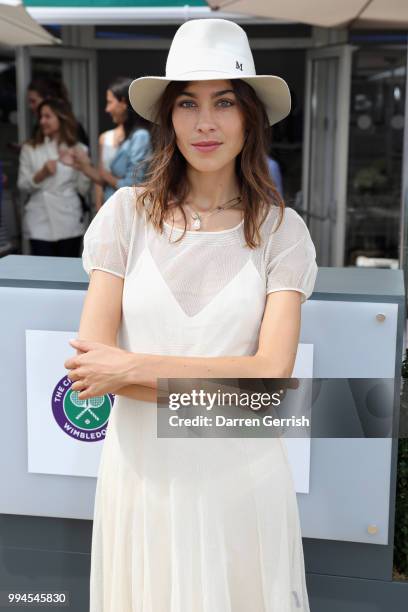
left=184, top=196, right=243, bottom=231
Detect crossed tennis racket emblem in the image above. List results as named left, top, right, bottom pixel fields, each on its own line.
left=70, top=390, right=105, bottom=422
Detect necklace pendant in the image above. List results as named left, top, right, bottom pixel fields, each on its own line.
left=192, top=218, right=201, bottom=230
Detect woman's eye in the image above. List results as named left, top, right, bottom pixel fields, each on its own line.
left=178, top=100, right=196, bottom=108
left=177, top=99, right=234, bottom=109
left=217, top=99, right=235, bottom=108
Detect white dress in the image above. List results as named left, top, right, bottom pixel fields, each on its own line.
left=82, top=186, right=318, bottom=612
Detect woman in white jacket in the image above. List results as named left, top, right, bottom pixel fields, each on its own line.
left=18, top=97, right=91, bottom=257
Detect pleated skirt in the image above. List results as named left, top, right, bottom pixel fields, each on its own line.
left=89, top=396, right=310, bottom=612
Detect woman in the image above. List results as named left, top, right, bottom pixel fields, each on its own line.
left=93, top=84, right=125, bottom=211
left=27, top=76, right=89, bottom=146
left=73, top=77, right=151, bottom=204
left=18, top=98, right=90, bottom=257
left=9, top=77, right=89, bottom=156
left=27, top=76, right=68, bottom=115
left=65, top=19, right=318, bottom=611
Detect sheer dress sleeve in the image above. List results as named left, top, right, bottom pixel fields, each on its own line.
left=265, top=207, right=318, bottom=304
left=82, top=186, right=137, bottom=279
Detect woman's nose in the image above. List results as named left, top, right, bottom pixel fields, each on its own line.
left=195, top=106, right=216, bottom=132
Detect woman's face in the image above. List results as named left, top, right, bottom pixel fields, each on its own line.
left=105, top=89, right=128, bottom=125
left=27, top=89, right=43, bottom=114
left=39, top=105, right=60, bottom=138
left=171, top=79, right=246, bottom=174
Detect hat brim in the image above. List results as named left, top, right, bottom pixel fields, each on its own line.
left=128, top=74, right=291, bottom=127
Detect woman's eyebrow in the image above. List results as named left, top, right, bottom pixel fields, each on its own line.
left=178, top=89, right=236, bottom=98
left=212, top=89, right=235, bottom=97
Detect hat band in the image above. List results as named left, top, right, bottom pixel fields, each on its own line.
left=167, top=68, right=258, bottom=80
left=166, top=48, right=256, bottom=79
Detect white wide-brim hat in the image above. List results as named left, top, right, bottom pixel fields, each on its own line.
left=129, top=18, right=291, bottom=126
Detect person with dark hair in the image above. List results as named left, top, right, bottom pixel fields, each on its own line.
left=17, top=98, right=90, bottom=257
left=27, top=77, right=68, bottom=113
left=65, top=19, right=317, bottom=612
left=73, top=76, right=151, bottom=203
left=27, top=76, right=89, bottom=146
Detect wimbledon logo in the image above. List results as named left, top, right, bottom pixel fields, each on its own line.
left=51, top=375, right=114, bottom=442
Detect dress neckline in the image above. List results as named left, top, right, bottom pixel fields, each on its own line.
left=162, top=217, right=244, bottom=235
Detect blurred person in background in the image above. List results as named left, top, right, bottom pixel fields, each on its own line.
left=93, top=87, right=122, bottom=211
left=73, top=77, right=151, bottom=204
left=27, top=76, right=89, bottom=146
left=17, top=97, right=90, bottom=257
left=267, top=155, right=283, bottom=198
left=25, top=77, right=91, bottom=222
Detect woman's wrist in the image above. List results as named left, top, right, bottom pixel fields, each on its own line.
left=101, top=169, right=118, bottom=189
left=81, top=162, right=94, bottom=176
left=124, top=352, right=158, bottom=388
left=115, top=383, right=157, bottom=403
left=33, top=166, right=48, bottom=184
left=81, top=163, right=103, bottom=185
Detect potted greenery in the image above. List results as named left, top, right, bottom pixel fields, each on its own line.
left=394, top=350, right=408, bottom=580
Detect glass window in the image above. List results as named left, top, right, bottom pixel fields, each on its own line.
left=345, top=45, right=406, bottom=268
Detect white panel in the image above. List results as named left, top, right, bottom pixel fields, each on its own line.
left=297, top=299, right=398, bottom=544
left=0, top=289, right=400, bottom=543
left=301, top=299, right=398, bottom=378
left=0, top=286, right=97, bottom=519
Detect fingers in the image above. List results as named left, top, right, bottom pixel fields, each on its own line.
left=68, top=371, right=99, bottom=396
left=64, top=359, right=77, bottom=369
left=72, top=150, right=90, bottom=166
left=75, top=386, right=97, bottom=400
left=67, top=369, right=80, bottom=382
left=69, top=376, right=104, bottom=398
left=67, top=364, right=86, bottom=382
left=46, top=161, right=57, bottom=175
left=70, top=380, right=87, bottom=392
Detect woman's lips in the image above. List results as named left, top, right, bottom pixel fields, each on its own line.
left=192, top=142, right=222, bottom=153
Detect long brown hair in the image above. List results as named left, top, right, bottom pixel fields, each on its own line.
left=29, top=97, right=78, bottom=147
left=135, top=79, right=285, bottom=248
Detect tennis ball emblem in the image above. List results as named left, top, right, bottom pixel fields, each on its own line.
left=52, top=375, right=114, bottom=442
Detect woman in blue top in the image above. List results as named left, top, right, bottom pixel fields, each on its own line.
left=74, top=77, right=151, bottom=203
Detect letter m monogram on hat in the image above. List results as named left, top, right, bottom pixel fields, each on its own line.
left=235, top=60, right=243, bottom=71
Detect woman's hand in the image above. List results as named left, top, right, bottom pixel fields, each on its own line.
left=72, top=148, right=91, bottom=171
left=58, top=147, right=75, bottom=166
left=33, top=159, right=57, bottom=184
left=44, top=159, right=57, bottom=176
left=72, top=151, right=104, bottom=185
left=64, top=338, right=136, bottom=399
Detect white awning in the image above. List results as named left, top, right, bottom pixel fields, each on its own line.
left=0, top=1, right=60, bottom=45
left=207, top=0, right=408, bottom=29
left=24, top=1, right=288, bottom=25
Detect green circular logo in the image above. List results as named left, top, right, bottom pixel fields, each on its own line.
left=64, top=388, right=111, bottom=431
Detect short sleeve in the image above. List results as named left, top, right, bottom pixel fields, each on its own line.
left=265, top=207, right=318, bottom=304
left=17, top=144, right=37, bottom=194
left=82, top=186, right=138, bottom=279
